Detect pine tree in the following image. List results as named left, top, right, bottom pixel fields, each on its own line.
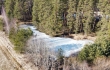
left=5, top=0, right=15, bottom=18
left=14, top=0, right=33, bottom=21
left=32, top=0, right=39, bottom=28
left=14, top=0, right=24, bottom=20
left=0, top=0, right=3, bottom=14
left=67, top=0, right=77, bottom=33
left=81, top=0, right=96, bottom=34
left=75, top=0, right=84, bottom=34
left=23, top=0, right=33, bottom=21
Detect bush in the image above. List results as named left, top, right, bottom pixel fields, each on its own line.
left=78, top=38, right=110, bottom=63
left=9, top=28, right=33, bottom=53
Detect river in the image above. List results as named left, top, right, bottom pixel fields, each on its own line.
left=19, top=24, right=93, bottom=57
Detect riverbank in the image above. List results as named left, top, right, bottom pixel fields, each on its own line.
left=18, top=22, right=97, bottom=41
left=69, top=34, right=97, bottom=41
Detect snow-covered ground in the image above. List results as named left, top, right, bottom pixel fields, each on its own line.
left=19, top=24, right=93, bottom=56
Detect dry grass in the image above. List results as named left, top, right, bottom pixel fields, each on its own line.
left=93, top=56, right=110, bottom=70
left=63, top=57, right=91, bottom=70
left=63, top=56, right=110, bottom=70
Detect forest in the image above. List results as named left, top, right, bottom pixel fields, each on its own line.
left=3, top=0, right=109, bottom=36
left=1, top=0, right=110, bottom=70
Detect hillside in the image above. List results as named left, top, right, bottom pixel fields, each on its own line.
left=0, top=31, right=38, bottom=70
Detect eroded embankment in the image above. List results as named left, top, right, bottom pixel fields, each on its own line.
left=0, top=43, right=23, bottom=70
left=0, top=31, right=38, bottom=70
left=0, top=48, right=17, bottom=70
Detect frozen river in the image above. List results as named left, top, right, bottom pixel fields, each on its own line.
left=19, top=24, right=93, bottom=56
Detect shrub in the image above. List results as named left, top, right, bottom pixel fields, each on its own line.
left=78, top=38, right=110, bottom=63
left=9, top=28, right=33, bottom=53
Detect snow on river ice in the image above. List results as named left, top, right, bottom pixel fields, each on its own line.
left=19, top=24, right=93, bottom=56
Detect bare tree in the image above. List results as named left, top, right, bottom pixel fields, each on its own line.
left=26, top=37, right=57, bottom=70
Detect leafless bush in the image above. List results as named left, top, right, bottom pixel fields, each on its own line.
left=26, top=37, right=56, bottom=70
left=93, top=56, right=110, bottom=70
left=63, top=57, right=91, bottom=70
left=63, top=56, right=110, bottom=70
